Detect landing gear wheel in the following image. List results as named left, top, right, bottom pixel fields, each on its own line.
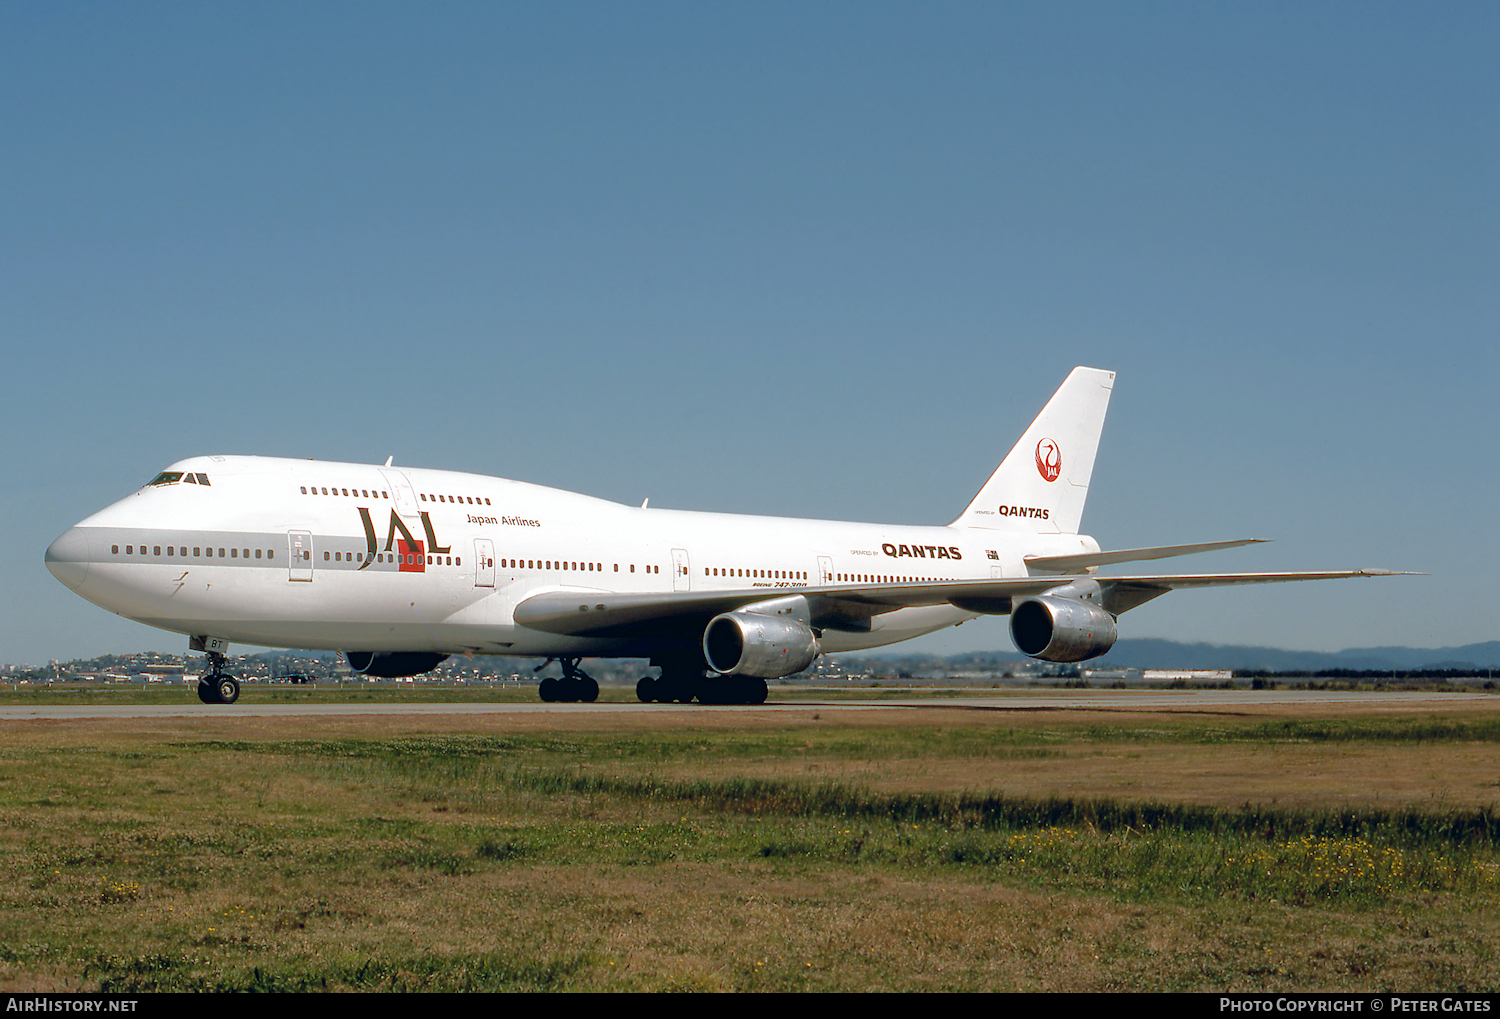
left=195, top=648, right=237, bottom=705
left=636, top=676, right=657, bottom=702
left=536, top=658, right=600, bottom=703
left=698, top=676, right=768, bottom=705
left=655, top=673, right=700, bottom=704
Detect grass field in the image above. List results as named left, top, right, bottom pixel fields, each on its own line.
left=0, top=696, right=1497, bottom=991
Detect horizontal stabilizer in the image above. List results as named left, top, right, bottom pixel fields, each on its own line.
left=1025, top=539, right=1268, bottom=573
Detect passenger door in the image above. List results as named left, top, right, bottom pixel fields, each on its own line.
left=288, top=531, right=313, bottom=582
left=474, top=538, right=495, bottom=588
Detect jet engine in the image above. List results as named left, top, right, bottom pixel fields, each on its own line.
left=703, top=605, right=819, bottom=679
left=345, top=651, right=451, bottom=678
left=1009, top=595, right=1118, bottom=663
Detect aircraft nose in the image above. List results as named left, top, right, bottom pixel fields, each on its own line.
left=46, top=527, right=91, bottom=591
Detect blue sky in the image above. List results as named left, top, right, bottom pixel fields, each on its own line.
left=5, top=2, right=1495, bottom=665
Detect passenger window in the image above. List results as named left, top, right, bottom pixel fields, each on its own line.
left=324, top=552, right=330, bottom=561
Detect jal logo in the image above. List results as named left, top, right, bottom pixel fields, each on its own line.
left=1035, top=438, right=1062, bottom=482
left=357, top=507, right=449, bottom=571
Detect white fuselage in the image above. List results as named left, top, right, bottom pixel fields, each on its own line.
left=47, top=455, right=1099, bottom=660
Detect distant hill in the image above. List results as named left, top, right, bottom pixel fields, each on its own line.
left=855, top=640, right=1500, bottom=673
left=1090, top=640, right=1500, bottom=672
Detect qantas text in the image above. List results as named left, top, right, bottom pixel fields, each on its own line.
left=882, top=543, right=963, bottom=560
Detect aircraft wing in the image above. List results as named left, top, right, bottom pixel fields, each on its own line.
left=512, top=569, right=1407, bottom=638
left=1024, top=539, right=1268, bottom=573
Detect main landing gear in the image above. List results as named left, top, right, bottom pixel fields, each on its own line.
left=536, top=657, right=599, bottom=703
left=196, top=651, right=240, bottom=705
left=635, top=656, right=768, bottom=706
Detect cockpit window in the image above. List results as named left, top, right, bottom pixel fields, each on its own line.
left=145, top=471, right=210, bottom=487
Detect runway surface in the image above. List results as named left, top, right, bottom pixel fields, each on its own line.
left=0, top=689, right=1493, bottom=720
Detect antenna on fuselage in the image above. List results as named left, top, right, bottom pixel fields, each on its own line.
left=384, top=456, right=394, bottom=467
left=641, top=498, right=649, bottom=508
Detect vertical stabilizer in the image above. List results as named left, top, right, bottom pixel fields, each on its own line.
left=949, top=366, right=1114, bottom=534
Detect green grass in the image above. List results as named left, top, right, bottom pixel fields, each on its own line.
left=1, top=718, right=1498, bottom=990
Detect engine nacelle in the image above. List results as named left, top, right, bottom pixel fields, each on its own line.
left=345, top=651, right=451, bottom=678
left=1009, top=595, right=1118, bottom=663
left=704, top=609, right=819, bottom=679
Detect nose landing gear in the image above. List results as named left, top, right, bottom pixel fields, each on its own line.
left=195, top=650, right=240, bottom=704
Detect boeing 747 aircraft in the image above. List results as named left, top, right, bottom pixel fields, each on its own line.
left=45, top=367, right=1402, bottom=705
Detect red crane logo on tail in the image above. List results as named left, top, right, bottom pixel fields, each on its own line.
left=1035, top=438, right=1061, bottom=482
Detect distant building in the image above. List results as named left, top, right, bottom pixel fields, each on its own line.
left=1142, top=670, right=1233, bottom=681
